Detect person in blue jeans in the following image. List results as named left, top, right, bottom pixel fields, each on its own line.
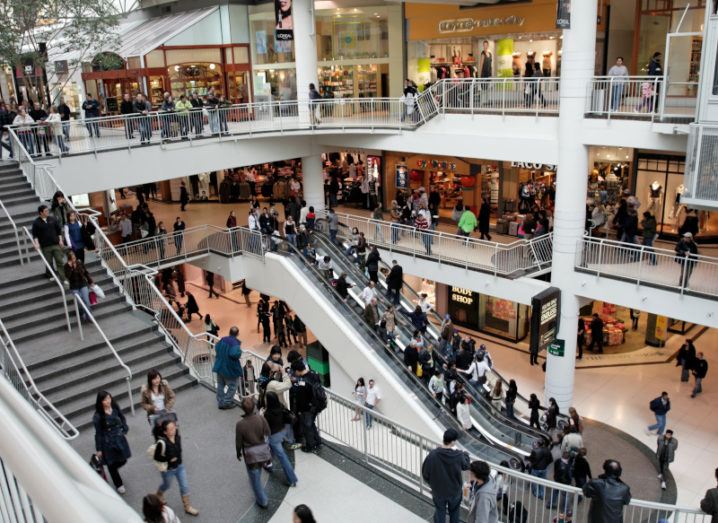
left=647, top=391, right=671, bottom=435
left=421, top=428, right=470, bottom=523
left=153, top=420, right=199, bottom=516
left=212, top=326, right=243, bottom=409
left=264, top=392, right=299, bottom=486
left=236, top=397, right=271, bottom=509
left=527, top=439, right=553, bottom=499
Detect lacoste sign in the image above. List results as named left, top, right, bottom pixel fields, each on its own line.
left=438, top=16, right=526, bottom=34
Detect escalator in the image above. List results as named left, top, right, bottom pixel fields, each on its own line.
left=313, top=218, right=569, bottom=434
left=274, top=239, right=526, bottom=468
left=307, top=230, right=550, bottom=456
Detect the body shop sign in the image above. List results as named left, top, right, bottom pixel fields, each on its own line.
left=530, top=287, right=560, bottom=355
left=449, top=286, right=479, bottom=329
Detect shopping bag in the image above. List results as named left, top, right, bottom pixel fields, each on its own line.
left=90, top=284, right=105, bottom=300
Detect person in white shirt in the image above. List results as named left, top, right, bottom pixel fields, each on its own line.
left=364, top=379, right=381, bottom=429
left=13, top=107, right=36, bottom=155
left=247, top=209, right=259, bottom=231
left=417, top=293, right=432, bottom=314
left=317, top=255, right=333, bottom=279
left=459, top=354, right=491, bottom=387
left=299, top=201, right=309, bottom=226
left=359, top=281, right=377, bottom=305
left=457, top=395, right=473, bottom=431
left=46, top=106, right=69, bottom=153
left=607, top=57, right=629, bottom=112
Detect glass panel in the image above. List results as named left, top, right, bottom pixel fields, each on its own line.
left=316, top=9, right=389, bottom=61
left=251, top=18, right=295, bottom=65
left=168, top=63, right=223, bottom=98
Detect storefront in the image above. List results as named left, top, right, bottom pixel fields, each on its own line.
left=249, top=4, right=403, bottom=100
left=404, top=0, right=564, bottom=87
left=436, top=284, right=530, bottom=343
left=323, top=150, right=382, bottom=209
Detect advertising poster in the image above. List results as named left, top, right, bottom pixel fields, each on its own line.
left=495, top=38, right=514, bottom=78
left=556, top=0, right=571, bottom=29
left=275, top=0, right=293, bottom=41
left=396, top=165, right=408, bottom=189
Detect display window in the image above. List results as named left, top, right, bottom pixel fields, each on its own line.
left=149, top=76, right=167, bottom=107
left=227, top=72, right=251, bottom=104
left=169, top=63, right=223, bottom=98
left=316, top=8, right=390, bottom=61
left=446, top=286, right=529, bottom=342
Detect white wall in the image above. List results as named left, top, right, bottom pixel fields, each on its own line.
left=165, top=10, right=223, bottom=46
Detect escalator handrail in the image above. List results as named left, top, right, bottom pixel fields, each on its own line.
left=310, top=220, right=550, bottom=441
left=306, top=229, right=549, bottom=448
left=274, top=239, right=525, bottom=464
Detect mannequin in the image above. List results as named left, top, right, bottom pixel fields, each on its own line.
left=669, top=184, right=685, bottom=221
left=647, top=181, right=663, bottom=213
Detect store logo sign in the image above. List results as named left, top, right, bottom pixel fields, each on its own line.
left=451, top=287, right=474, bottom=305
left=511, top=161, right=556, bottom=171
left=438, top=16, right=525, bottom=34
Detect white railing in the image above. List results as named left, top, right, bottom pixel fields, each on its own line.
left=586, top=76, right=697, bottom=121
left=431, top=77, right=560, bottom=116
left=320, top=211, right=553, bottom=277
left=0, top=197, right=24, bottom=264
left=0, top=319, right=79, bottom=440
left=21, top=227, right=72, bottom=332
left=0, top=376, right=142, bottom=523
left=683, top=123, right=718, bottom=207
left=576, top=235, right=718, bottom=297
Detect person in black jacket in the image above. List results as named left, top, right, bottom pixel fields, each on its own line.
left=527, top=439, right=553, bottom=499
left=677, top=339, right=696, bottom=382
left=547, top=452, right=572, bottom=510
left=573, top=447, right=593, bottom=492
left=675, top=232, right=698, bottom=287
left=335, top=273, right=352, bottom=300
left=421, top=429, right=470, bottom=523
left=120, top=93, right=135, bottom=139
left=478, top=197, right=491, bottom=240
left=289, top=360, right=322, bottom=452
left=691, top=352, right=709, bottom=398
left=153, top=420, right=199, bottom=516
left=82, top=94, right=101, bottom=137
left=264, top=392, right=299, bottom=486
left=57, top=97, right=71, bottom=141
left=93, top=391, right=131, bottom=494
left=386, top=260, right=403, bottom=305
left=528, top=393, right=543, bottom=429
left=587, top=313, right=604, bottom=354
left=583, top=460, right=631, bottom=523
left=366, top=247, right=381, bottom=283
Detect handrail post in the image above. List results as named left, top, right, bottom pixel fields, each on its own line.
left=608, top=77, right=614, bottom=120
left=470, top=79, right=475, bottom=116
left=596, top=240, right=604, bottom=280
left=501, top=78, right=506, bottom=117
left=73, top=297, right=84, bottom=341
left=636, top=245, right=645, bottom=287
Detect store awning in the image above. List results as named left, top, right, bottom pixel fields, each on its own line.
left=117, top=6, right=218, bottom=58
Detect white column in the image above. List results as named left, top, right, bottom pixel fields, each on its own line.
left=293, top=0, right=318, bottom=102
left=545, top=0, right=598, bottom=410
left=303, top=154, right=324, bottom=213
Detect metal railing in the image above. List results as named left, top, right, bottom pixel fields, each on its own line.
left=586, top=76, right=698, bottom=121
left=0, top=197, right=24, bottom=264
left=321, top=211, right=553, bottom=278
left=21, top=226, right=72, bottom=332
left=70, top=295, right=134, bottom=415
left=576, top=235, right=718, bottom=298
left=0, top=319, right=79, bottom=440
left=431, top=77, right=561, bottom=116
left=0, top=376, right=143, bottom=523
left=683, top=123, right=718, bottom=206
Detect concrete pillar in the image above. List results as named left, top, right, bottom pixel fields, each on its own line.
left=302, top=154, right=324, bottom=213
left=545, top=0, right=598, bottom=410
left=293, top=0, right=318, bottom=103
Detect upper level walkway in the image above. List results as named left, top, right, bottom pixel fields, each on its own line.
left=9, top=76, right=691, bottom=194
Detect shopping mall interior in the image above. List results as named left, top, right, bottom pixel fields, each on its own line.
left=2, top=0, right=718, bottom=522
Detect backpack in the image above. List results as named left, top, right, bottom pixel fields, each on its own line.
left=508, top=501, right=528, bottom=523
left=309, top=372, right=327, bottom=413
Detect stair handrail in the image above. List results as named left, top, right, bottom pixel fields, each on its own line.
left=0, top=196, right=25, bottom=264
left=70, top=294, right=134, bottom=415
left=0, top=318, right=79, bottom=440
left=21, top=226, right=71, bottom=332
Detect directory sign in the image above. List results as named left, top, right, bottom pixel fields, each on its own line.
left=530, top=287, right=561, bottom=355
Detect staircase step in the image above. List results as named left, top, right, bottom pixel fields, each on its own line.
left=53, top=363, right=192, bottom=425
left=39, top=342, right=176, bottom=396
left=0, top=187, right=34, bottom=199
left=0, top=181, right=31, bottom=193
left=0, top=289, right=124, bottom=322
left=0, top=276, right=117, bottom=311
left=0, top=260, right=107, bottom=298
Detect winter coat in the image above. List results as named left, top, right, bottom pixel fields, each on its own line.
left=656, top=436, right=678, bottom=464
left=93, top=407, right=131, bottom=465
left=468, top=478, right=499, bottom=523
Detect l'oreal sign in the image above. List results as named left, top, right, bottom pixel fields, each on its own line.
left=511, top=161, right=556, bottom=171
left=438, top=16, right=526, bottom=34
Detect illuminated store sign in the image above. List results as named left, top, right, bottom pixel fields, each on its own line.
left=530, top=287, right=561, bottom=355
left=438, top=16, right=526, bottom=34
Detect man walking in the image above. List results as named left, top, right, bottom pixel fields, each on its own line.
left=421, top=428, right=470, bottom=523
left=82, top=94, right=101, bottom=137
left=32, top=205, right=66, bottom=284
left=235, top=396, right=271, bottom=509
left=587, top=313, right=604, bottom=354
left=646, top=391, right=671, bottom=435
left=691, top=352, right=708, bottom=398
left=656, top=430, right=678, bottom=490
left=328, top=208, right=339, bottom=242
left=212, top=326, right=243, bottom=409
left=527, top=439, right=553, bottom=499
left=364, top=379, right=381, bottom=429
left=675, top=232, right=698, bottom=287
left=583, top=460, right=632, bottom=523
left=700, top=468, right=718, bottom=520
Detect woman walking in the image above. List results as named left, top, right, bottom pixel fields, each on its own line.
left=263, top=391, right=299, bottom=487
left=352, top=378, right=367, bottom=421
left=140, top=369, right=176, bottom=430
left=65, top=250, right=93, bottom=319
left=184, top=292, right=200, bottom=322
left=142, top=493, right=181, bottom=523
left=93, top=391, right=131, bottom=494
left=154, top=420, right=199, bottom=516
left=64, top=211, right=86, bottom=262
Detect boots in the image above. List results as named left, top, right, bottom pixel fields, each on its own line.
left=182, top=495, right=199, bottom=516
left=155, top=490, right=165, bottom=503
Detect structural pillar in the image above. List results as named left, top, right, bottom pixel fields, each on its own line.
left=545, top=0, right=598, bottom=410
left=302, top=154, right=324, bottom=213
left=293, top=0, right=318, bottom=102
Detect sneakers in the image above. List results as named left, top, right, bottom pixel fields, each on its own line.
left=661, top=481, right=667, bottom=490
left=287, top=443, right=302, bottom=450
left=117, top=485, right=126, bottom=495
left=644, top=428, right=655, bottom=436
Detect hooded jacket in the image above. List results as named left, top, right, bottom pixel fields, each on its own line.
left=421, top=446, right=470, bottom=499
left=468, top=477, right=499, bottom=523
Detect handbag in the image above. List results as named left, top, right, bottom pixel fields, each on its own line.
left=90, top=284, right=105, bottom=300
left=147, top=439, right=168, bottom=472
left=244, top=441, right=272, bottom=465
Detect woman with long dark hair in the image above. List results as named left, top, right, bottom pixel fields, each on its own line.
left=263, top=391, right=299, bottom=486
left=93, top=391, right=131, bottom=494
left=154, top=420, right=199, bottom=516
left=140, top=369, right=176, bottom=429
left=352, top=377, right=366, bottom=421
left=546, top=397, right=560, bottom=431
left=293, top=504, right=316, bottom=523
left=141, top=493, right=180, bottom=523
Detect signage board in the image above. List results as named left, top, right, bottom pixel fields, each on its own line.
left=556, top=0, right=571, bottom=29
left=548, top=339, right=565, bottom=357
left=530, top=286, right=561, bottom=356
left=274, top=0, right=293, bottom=41
left=395, top=164, right=408, bottom=189
left=448, top=286, right=480, bottom=329
left=439, top=16, right=526, bottom=34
